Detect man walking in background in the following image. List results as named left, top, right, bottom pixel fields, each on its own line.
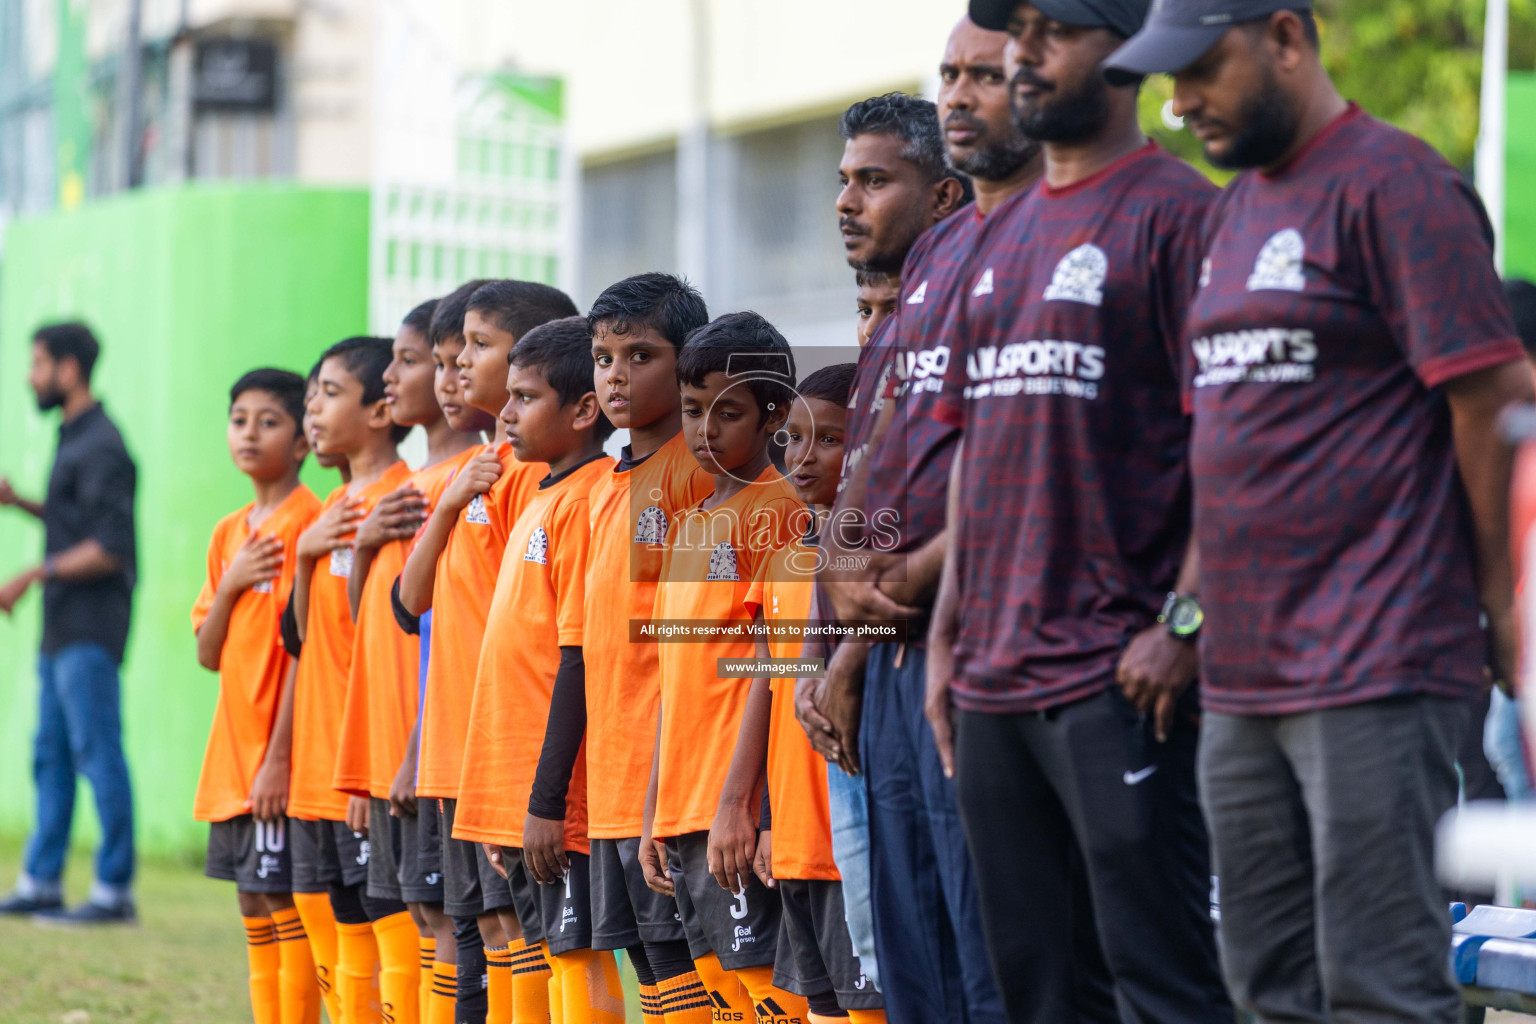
left=0, top=322, right=139, bottom=924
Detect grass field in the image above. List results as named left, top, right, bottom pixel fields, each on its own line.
left=0, top=833, right=642, bottom=1023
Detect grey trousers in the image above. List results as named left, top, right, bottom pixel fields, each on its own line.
left=1200, top=695, right=1471, bottom=1024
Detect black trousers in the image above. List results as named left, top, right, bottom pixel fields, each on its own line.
left=954, top=686, right=1231, bottom=1024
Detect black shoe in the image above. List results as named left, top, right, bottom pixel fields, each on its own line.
left=33, top=900, right=138, bottom=926
left=0, top=892, right=63, bottom=915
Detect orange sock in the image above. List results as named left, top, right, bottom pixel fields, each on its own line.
left=337, top=920, right=383, bottom=1023
left=272, top=907, right=322, bottom=1024
left=845, top=1012, right=886, bottom=1023
left=245, top=917, right=282, bottom=1024
left=547, top=945, right=565, bottom=1024
left=808, top=1016, right=846, bottom=1024
left=293, top=892, right=343, bottom=1024
left=417, top=936, right=436, bottom=1023
left=373, top=911, right=420, bottom=1024
left=428, top=962, right=457, bottom=1024
left=549, top=948, right=625, bottom=1024
left=485, top=946, right=513, bottom=1024
left=682, top=954, right=752, bottom=1021
left=508, top=939, right=552, bottom=1023
left=656, top=967, right=712, bottom=1023
left=639, top=980, right=665, bottom=1024
left=733, top=964, right=810, bottom=1023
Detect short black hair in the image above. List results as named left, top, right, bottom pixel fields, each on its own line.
left=33, top=322, right=101, bottom=382
left=317, top=336, right=410, bottom=443
left=797, top=363, right=856, bottom=408
left=855, top=270, right=892, bottom=290
left=511, top=316, right=616, bottom=442
left=1508, top=279, right=1536, bottom=358
left=230, top=368, right=308, bottom=435
left=677, top=312, right=797, bottom=423
left=587, top=272, right=710, bottom=349
left=467, top=280, right=581, bottom=341
left=429, top=279, right=492, bottom=347
left=402, top=298, right=439, bottom=338
left=839, top=93, right=953, bottom=186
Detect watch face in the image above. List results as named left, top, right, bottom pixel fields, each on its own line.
left=1168, top=598, right=1203, bottom=636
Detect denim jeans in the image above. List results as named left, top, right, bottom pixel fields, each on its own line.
left=1484, top=688, right=1533, bottom=801
left=827, top=760, right=880, bottom=990
left=23, top=642, right=135, bottom=894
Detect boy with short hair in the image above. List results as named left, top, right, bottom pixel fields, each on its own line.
left=194, top=368, right=323, bottom=1024
left=398, top=279, right=580, bottom=1024
left=451, top=315, right=623, bottom=1022
left=855, top=272, right=899, bottom=349
left=747, top=364, right=885, bottom=1023
left=332, top=298, right=487, bottom=1024
left=640, top=312, right=810, bottom=1021
left=553, top=273, right=715, bottom=1024
left=289, top=336, right=416, bottom=1024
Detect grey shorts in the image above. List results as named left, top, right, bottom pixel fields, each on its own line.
left=774, top=878, right=882, bottom=1009
left=590, top=836, right=686, bottom=950
left=665, top=831, right=781, bottom=970
left=205, top=816, right=294, bottom=895
left=367, top=797, right=405, bottom=902
left=291, top=818, right=370, bottom=893
left=400, top=797, right=446, bottom=904
left=440, top=798, right=513, bottom=917
left=501, top=848, right=594, bottom=955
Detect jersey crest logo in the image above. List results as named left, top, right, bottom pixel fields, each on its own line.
left=1247, top=229, right=1306, bottom=292
left=972, top=267, right=994, bottom=297
left=906, top=280, right=928, bottom=304
left=328, top=546, right=354, bottom=578
left=634, top=505, right=668, bottom=544
left=524, top=527, right=550, bottom=565
left=465, top=494, right=490, bottom=525
left=253, top=579, right=273, bottom=594
left=1042, top=244, right=1107, bottom=306
left=706, top=542, right=740, bottom=582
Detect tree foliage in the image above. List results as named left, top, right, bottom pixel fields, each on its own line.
left=1137, top=0, right=1536, bottom=179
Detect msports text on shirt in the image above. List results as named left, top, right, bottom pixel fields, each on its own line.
left=963, top=339, right=1107, bottom=401
left=1191, top=327, right=1318, bottom=387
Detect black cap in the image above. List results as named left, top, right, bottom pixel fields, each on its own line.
left=969, top=0, right=1151, bottom=40
left=1102, top=0, right=1312, bottom=84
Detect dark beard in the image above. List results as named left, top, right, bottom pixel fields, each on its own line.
left=34, top=383, right=64, bottom=412
left=952, top=131, right=1039, bottom=181
left=1012, top=72, right=1110, bottom=144
left=1206, top=71, right=1300, bottom=169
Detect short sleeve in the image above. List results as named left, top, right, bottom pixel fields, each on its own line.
left=78, top=442, right=136, bottom=563
left=742, top=499, right=805, bottom=617
left=191, top=527, right=225, bottom=633
left=1359, top=164, right=1524, bottom=387
left=552, top=495, right=593, bottom=647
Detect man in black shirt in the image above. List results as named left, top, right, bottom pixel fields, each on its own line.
left=0, top=322, right=138, bottom=924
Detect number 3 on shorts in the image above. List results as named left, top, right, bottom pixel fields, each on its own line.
left=729, top=889, right=748, bottom=920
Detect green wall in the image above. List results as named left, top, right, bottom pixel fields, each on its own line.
left=0, top=185, right=368, bottom=858
left=1507, top=72, right=1536, bottom=281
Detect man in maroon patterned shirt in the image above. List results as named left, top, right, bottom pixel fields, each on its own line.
left=925, top=0, right=1233, bottom=1021
left=1107, top=2, right=1533, bottom=1021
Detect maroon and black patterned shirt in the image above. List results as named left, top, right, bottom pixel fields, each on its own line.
left=865, top=205, right=987, bottom=556
left=836, top=313, right=898, bottom=506
left=1187, top=105, right=1525, bottom=715
left=936, top=143, right=1215, bottom=713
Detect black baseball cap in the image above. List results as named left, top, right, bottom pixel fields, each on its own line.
left=1102, top=0, right=1313, bottom=84
left=969, top=0, right=1151, bottom=41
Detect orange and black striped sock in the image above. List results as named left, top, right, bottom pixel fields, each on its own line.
left=485, top=945, right=513, bottom=1024
left=272, top=907, right=322, bottom=1024
left=662, top=954, right=743, bottom=1023
left=638, top=980, right=665, bottom=1024
left=428, top=962, right=457, bottom=1024
left=732, top=964, right=810, bottom=1023
left=417, top=935, right=436, bottom=1022
left=244, top=916, right=281, bottom=1024
left=292, top=892, right=342, bottom=1024
left=507, top=939, right=551, bottom=1023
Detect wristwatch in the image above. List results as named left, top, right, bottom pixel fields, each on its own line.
left=1158, top=592, right=1203, bottom=642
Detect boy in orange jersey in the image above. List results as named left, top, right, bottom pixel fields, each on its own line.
left=398, top=279, right=579, bottom=1024
left=639, top=312, right=810, bottom=1023
left=330, top=299, right=486, bottom=1024
left=388, top=288, right=501, bottom=1024
left=289, top=336, right=415, bottom=1024
left=194, top=369, right=322, bottom=1024
left=548, top=274, right=713, bottom=1024
left=744, top=365, right=884, bottom=1023
left=451, top=315, right=624, bottom=1023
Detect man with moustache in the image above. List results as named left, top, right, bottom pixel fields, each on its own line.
left=812, top=18, right=1040, bottom=1024
left=924, top=1, right=1231, bottom=1020
left=1106, top=4, right=1532, bottom=1021
left=0, top=323, right=139, bottom=924
left=806, top=90, right=969, bottom=1005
